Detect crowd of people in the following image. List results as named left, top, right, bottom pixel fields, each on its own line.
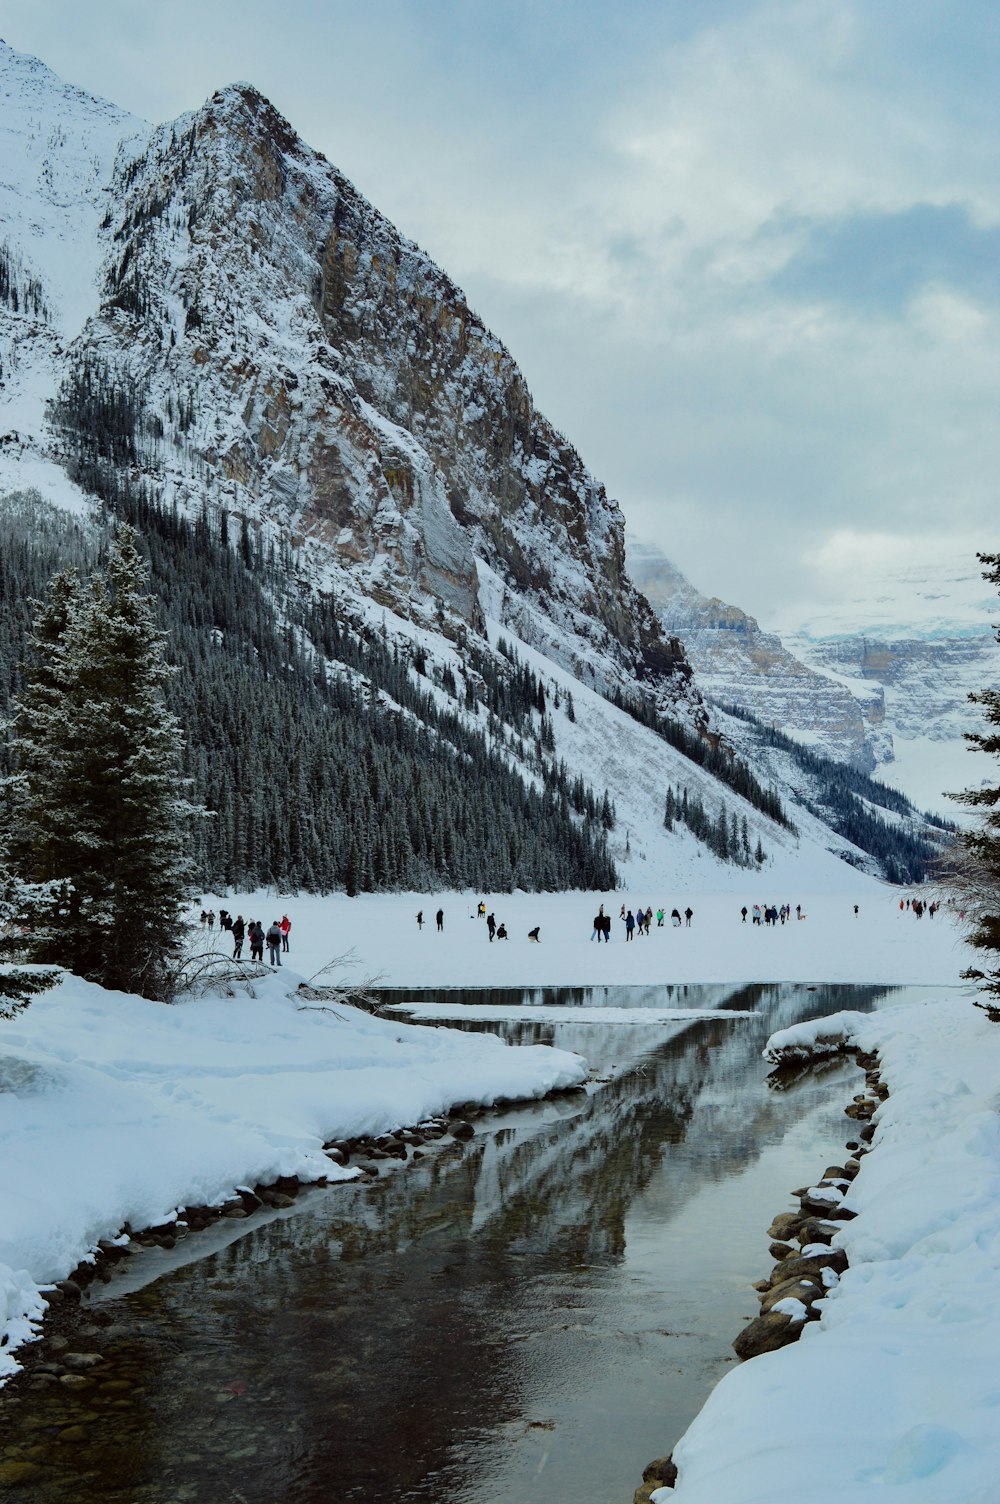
left=199, top=909, right=291, bottom=966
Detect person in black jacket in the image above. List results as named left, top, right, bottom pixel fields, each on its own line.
left=266, top=921, right=283, bottom=967
left=231, top=915, right=245, bottom=960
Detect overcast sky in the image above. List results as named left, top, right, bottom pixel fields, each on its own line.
left=4, top=1, right=999, bottom=625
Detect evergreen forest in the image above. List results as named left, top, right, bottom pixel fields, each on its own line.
left=0, top=487, right=617, bottom=895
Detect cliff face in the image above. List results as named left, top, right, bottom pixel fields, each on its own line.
left=628, top=538, right=885, bottom=771
left=0, top=54, right=696, bottom=717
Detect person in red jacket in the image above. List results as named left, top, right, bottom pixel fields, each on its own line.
left=279, top=915, right=291, bottom=953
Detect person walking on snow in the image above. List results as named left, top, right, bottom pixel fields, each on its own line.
left=266, top=920, right=282, bottom=967
left=231, top=915, right=245, bottom=961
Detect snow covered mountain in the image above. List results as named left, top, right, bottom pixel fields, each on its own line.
left=631, top=537, right=997, bottom=819
left=0, top=42, right=949, bottom=891
left=0, top=41, right=692, bottom=717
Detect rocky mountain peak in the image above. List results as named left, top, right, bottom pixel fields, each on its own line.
left=5, top=55, right=697, bottom=713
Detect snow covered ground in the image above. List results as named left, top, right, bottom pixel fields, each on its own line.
left=661, top=995, right=1000, bottom=1504
left=195, top=887, right=973, bottom=988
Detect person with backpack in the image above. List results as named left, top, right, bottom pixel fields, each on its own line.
left=266, top=920, right=283, bottom=967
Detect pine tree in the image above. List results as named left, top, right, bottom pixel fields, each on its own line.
left=0, top=863, right=59, bottom=1018
left=950, top=552, right=1000, bottom=1001
left=7, top=526, right=200, bottom=998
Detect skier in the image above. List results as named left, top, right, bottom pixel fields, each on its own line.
left=231, top=915, right=245, bottom=961
left=266, top=920, right=283, bottom=967
left=280, top=914, right=291, bottom=952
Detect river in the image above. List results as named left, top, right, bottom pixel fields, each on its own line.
left=0, top=983, right=910, bottom=1502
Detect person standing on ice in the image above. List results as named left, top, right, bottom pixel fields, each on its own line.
left=266, top=920, right=283, bottom=967
left=280, top=915, right=291, bottom=952
left=416, top=910, right=423, bottom=929
left=656, top=907, right=665, bottom=928
left=625, top=909, right=635, bottom=941
left=436, top=908, right=444, bottom=932
left=487, top=912, right=496, bottom=941
left=684, top=907, right=693, bottom=927
left=231, top=915, right=245, bottom=960
left=591, top=903, right=605, bottom=941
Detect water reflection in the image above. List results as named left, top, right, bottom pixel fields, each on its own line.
left=0, top=983, right=901, bottom=1503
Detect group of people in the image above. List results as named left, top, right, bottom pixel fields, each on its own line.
left=900, top=897, right=940, bottom=918
left=199, top=908, right=291, bottom=966
left=589, top=902, right=693, bottom=941
left=743, top=903, right=802, bottom=926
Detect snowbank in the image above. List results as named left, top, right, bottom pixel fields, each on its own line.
left=663, top=993, right=1000, bottom=1503
left=0, top=965, right=586, bottom=1381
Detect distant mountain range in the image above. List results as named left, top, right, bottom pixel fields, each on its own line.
left=630, top=536, right=996, bottom=818
left=0, top=40, right=956, bottom=890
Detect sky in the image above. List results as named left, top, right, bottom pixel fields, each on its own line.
left=3, top=0, right=999, bottom=625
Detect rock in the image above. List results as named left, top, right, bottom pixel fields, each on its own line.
left=822, top=1166, right=849, bottom=1180
left=795, top=1217, right=841, bottom=1246
left=57, top=1424, right=89, bottom=1443
left=767, top=1250, right=847, bottom=1288
left=450, top=1121, right=475, bottom=1139
left=62, top=1352, right=105, bottom=1371
left=48, top=1335, right=70, bottom=1352
left=646, top=1455, right=677, bottom=1488
left=634, top=1454, right=678, bottom=1501
left=55, top=1280, right=82, bottom=1302
left=769, top=1241, right=795, bottom=1260
left=238, top=1188, right=263, bottom=1211
left=767, top=1212, right=805, bottom=1241
left=859, top=1123, right=875, bottom=1142
left=222, top=1207, right=248, bottom=1219
left=325, top=1147, right=349, bottom=1166
left=844, top=1157, right=862, bottom=1175
left=733, top=1310, right=800, bottom=1360
left=760, top=1276, right=825, bottom=1313
left=59, top=1373, right=92, bottom=1389
left=0, top=1460, right=42, bottom=1486
left=261, top=1191, right=295, bottom=1209
left=752, top=1279, right=770, bottom=1293
left=799, top=1189, right=845, bottom=1218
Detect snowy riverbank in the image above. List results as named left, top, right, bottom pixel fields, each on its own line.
left=660, top=994, right=1000, bottom=1504
left=0, top=965, right=587, bottom=1381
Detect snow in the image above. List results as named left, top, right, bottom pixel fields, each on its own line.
left=194, top=888, right=974, bottom=988
left=665, top=993, right=1000, bottom=1504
